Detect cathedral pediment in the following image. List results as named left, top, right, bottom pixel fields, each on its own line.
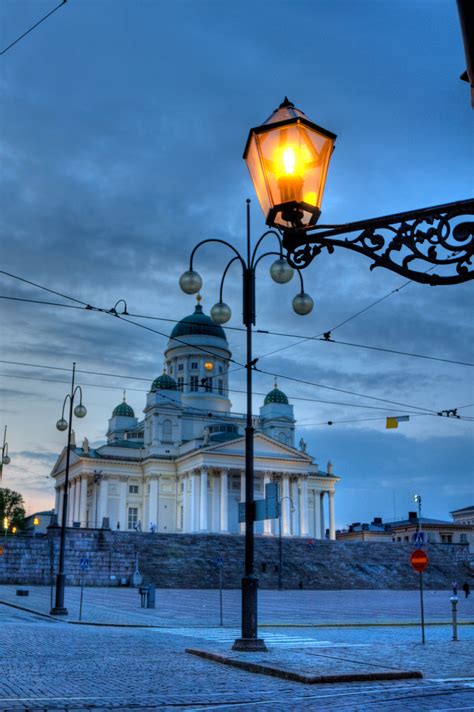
left=198, top=432, right=313, bottom=463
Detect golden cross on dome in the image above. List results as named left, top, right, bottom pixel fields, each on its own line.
left=123, top=390, right=127, bottom=402
left=196, top=293, right=202, bottom=303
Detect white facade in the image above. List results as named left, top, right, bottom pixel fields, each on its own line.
left=50, top=301, right=340, bottom=539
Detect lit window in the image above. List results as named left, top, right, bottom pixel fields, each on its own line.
left=204, top=361, right=214, bottom=371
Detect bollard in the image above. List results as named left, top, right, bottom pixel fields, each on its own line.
left=450, top=596, right=458, bottom=641
left=139, top=585, right=149, bottom=608
left=147, top=584, right=155, bottom=609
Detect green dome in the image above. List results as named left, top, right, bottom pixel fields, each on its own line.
left=151, top=373, right=177, bottom=391
left=112, top=401, right=135, bottom=417
left=264, top=387, right=289, bottom=405
left=170, top=304, right=226, bottom=341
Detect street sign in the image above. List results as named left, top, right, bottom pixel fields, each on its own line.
left=410, top=549, right=428, bottom=573
left=79, top=557, right=90, bottom=572
left=215, top=556, right=224, bottom=568
left=412, top=531, right=425, bottom=545
left=238, top=484, right=280, bottom=523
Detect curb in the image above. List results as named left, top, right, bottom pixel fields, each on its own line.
left=186, top=648, right=423, bottom=684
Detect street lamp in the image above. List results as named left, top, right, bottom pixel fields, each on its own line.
left=3, top=516, right=9, bottom=543
left=50, top=362, right=87, bottom=616
left=414, top=494, right=422, bottom=533
left=246, top=99, right=474, bottom=285
left=0, top=426, right=11, bottom=483
left=278, top=494, right=295, bottom=591
left=180, top=201, right=313, bottom=652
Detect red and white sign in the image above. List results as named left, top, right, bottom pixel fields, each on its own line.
left=410, top=548, right=428, bottom=573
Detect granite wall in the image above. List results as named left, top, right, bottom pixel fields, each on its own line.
left=0, top=528, right=471, bottom=589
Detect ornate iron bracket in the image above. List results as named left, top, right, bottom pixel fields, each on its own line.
left=282, top=198, right=474, bottom=285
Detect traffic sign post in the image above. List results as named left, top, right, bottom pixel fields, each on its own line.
left=215, top=557, right=224, bottom=626
left=410, top=549, right=428, bottom=644
left=79, top=558, right=90, bottom=622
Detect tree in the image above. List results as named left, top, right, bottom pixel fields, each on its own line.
left=0, top=488, right=26, bottom=531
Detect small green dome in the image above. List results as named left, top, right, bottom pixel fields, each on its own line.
left=170, top=304, right=227, bottom=341
left=264, top=386, right=289, bottom=405
left=112, top=401, right=135, bottom=418
left=151, top=373, right=177, bottom=391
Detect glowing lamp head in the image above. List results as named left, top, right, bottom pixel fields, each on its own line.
left=243, top=98, right=336, bottom=229
left=3, top=517, right=9, bottom=530
left=33, top=517, right=40, bottom=526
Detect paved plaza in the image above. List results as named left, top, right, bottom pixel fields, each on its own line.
left=1, top=584, right=473, bottom=626
left=0, top=587, right=473, bottom=710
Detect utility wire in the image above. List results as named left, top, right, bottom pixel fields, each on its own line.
left=0, top=362, right=432, bottom=413
left=0, top=0, right=67, bottom=56
left=1, top=270, right=469, bottom=415
left=1, top=293, right=472, bottom=368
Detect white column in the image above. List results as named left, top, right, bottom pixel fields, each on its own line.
left=291, top=479, right=299, bottom=536
left=199, top=467, right=208, bottom=532
left=190, top=472, right=198, bottom=532
left=74, top=478, right=81, bottom=523
left=97, top=477, right=108, bottom=528
left=239, top=470, right=245, bottom=534
left=300, top=478, right=309, bottom=537
left=282, top=475, right=291, bottom=536
left=67, top=482, right=74, bottom=526
left=263, top=472, right=272, bottom=535
left=182, top=476, right=188, bottom=532
left=320, top=492, right=325, bottom=539
left=57, top=486, right=64, bottom=523
left=118, top=477, right=128, bottom=530
left=313, top=490, right=321, bottom=539
left=54, top=487, right=60, bottom=520
left=149, top=476, right=159, bottom=531
left=219, top=469, right=228, bottom=533
left=79, top=476, right=88, bottom=527
left=329, top=490, right=336, bottom=540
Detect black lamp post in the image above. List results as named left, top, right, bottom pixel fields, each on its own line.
left=50, top=362, right=87, bottom=616
left=179, top=201, right=313, bottom=652
left=245, top=98, right=474, bottom=285
left=0, top=425, right=11, bottom=483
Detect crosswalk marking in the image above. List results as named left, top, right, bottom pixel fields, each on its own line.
left=150, top=628, right=370, bottom=648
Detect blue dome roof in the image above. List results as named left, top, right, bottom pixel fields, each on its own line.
left=264, top=387, right=289, bottom=405
left=170, top=304, right=226, bottom=341
left=112, top=401, right=135, bottom=417
left=151, top=373, right=177, bottom=391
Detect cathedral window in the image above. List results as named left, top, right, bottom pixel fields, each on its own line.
left=127, top=507, right=138, bottom=530
left=191, top=362, right=198, bottom=369
left=177, top=377, right=184, bottom=391
left=202, top=377, right=212, bottom=392
left=218, top=379, right=224, bottom=395
left=162, top=419, right=173, bottom=442
left=129, top=484, right=139, bottom=494
left=178, top=363, right=184, bottom=371
left=190, top=376, right=199, bottom=392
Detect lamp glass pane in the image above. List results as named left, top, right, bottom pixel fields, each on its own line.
left=246, top=121, right=334, bottom=227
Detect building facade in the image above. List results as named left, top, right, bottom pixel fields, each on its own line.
left=50, top=300, right=340, bottom=539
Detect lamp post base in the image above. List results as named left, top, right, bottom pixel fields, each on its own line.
left=50, top=606, right=68, bottom=616
left=232, top=637, right=268, bottom=652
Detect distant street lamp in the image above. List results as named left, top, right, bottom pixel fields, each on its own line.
left=180, top=201, right=313, bottom=652
left=414, top=494, right=422, bottom=533
left=245, top=99, right=474, bottom=285
left=0, top=426, right=11, bottom=483
left=278, top=494, right=294, bottom=591
left=50, top=362, right=87, bottom=616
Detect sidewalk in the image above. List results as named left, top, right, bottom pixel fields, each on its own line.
left=1, top=584, right=472, bottom=627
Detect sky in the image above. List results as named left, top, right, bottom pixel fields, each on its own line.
left=0, top=0, right=472, bottom=524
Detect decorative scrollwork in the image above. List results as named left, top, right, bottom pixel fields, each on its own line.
left=282, top=199, right=474, bottom=285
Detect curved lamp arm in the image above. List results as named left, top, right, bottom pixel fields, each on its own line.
left=218, top=256, right=241, bottom=302
left=253, top=250, right=307, bottom=294
left=250, top=230, right=282, bottom=268
left=189, top=238, right=246, bottom=272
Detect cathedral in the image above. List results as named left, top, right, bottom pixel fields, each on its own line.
left=50, top=299, right=340, bottom=538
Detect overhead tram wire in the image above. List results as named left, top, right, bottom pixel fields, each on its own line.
left=0, top=361, right=438, bottom=414
left=0, top=0, right=67, bottom=56
left=252, top=267, right=438, bottom=362
left=2, top=371, right=473, bottom=424
left=1, top=293, right=472, bottom=368
left=2, top=271, right=470, bottom=414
